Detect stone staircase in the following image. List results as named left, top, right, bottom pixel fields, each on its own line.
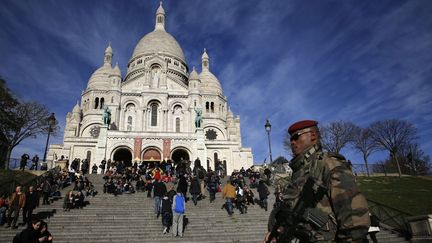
left=0, top=174, right=409, bottom=242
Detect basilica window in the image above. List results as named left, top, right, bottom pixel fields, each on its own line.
left=111, top=97, right=114, bottom=103
left=126, top=103, right=135, bottom=111
left=100, top=98, right=105, bottom=109
left=157, top=16, right=163, bottom=23
left=194, top=100, right=196, bottom=107
left=151, top=103, right=158, bottom=126
left=94, top=97, right=99, bottom=109
left=211, top=102, right=214, bottom=113
left=174, top=61, right=179, bottom=66
left=206, top=102, right=209, bottom=113
left=206, top=129, right=217, bottom=140
left=137, top=59, right=142, bottom=64
left=86, top=151, right=91, bottom=163
left=176, top=118, right=180, bottom=133
left=127, top=116, right=132, bottom=131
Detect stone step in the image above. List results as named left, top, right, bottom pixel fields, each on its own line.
left=0, top=174, right=410, bottom=243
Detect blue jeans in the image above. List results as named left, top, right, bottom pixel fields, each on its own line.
left=154, top=196, right=161, bottom=214
left=260, top=198, right=268, bottom=210
left=225, top=198, right=233, bottom=215
left=192, top=194, right=198, bottom=205
left=0, top=207, right=6, bottom=225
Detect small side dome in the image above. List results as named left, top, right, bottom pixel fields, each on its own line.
left=199, top=69, right=223, bottom=95
left=87, top=63, right=112, bottom=90
left=72, top=102, right=80, bottom=113
left=189, top=66, right=199, bottom=80
left=112, top=63, right=121, bottom=77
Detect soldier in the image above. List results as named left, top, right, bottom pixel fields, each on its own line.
left=265, top=120, right=370, bottom=243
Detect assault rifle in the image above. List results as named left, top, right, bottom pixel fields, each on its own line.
left=266, top=176, right=328, bottom=243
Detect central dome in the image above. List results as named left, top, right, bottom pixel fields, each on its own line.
left=131, top=30, right=185, bottom=62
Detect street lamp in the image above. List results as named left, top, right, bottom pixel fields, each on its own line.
left=264, top=119, right=273, bottom=164
left=43, top=113, right=56, bottom=162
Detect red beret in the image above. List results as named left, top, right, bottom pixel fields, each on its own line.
left=288, top=120, right=318, bottom=135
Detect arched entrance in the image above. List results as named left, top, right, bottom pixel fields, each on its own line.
left=171, top=148, right=190, bottom=164
left=113, top=148, right=132, bottom=167
left=142, top=148, right=162, bottom=168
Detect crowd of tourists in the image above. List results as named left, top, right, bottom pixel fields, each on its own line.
left=98, top=157, right=271, bottom=237
left=1, top=157, right=99, bottom=242
left=4, top=153, right=271, bottom=240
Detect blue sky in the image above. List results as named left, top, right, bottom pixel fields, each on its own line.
left=1, top=0, right=431, bottom=165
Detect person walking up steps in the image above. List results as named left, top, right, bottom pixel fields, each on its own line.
left=222, top=179, right=236, bottom=216
left=161, top=193, right=172, bottom=234
left=172, top=188, right=185, bottom=237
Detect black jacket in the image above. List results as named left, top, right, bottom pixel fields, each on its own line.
left=153, top=181, right=167, bottom=197
left=177, top=176, right=188, bottom=194
left=189, top=179, right=201, bottom=194
left=25, top=191, right=39, bottom=210
left=257, top=182, right=269, bottom=199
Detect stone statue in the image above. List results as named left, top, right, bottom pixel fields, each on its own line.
left=102, top=105, right=111, bottom=126
left=194, top=107, right=202, bottom=128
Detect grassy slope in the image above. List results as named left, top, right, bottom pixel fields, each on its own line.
left=357, top=176, right=432, bottom=216
left=0, top=170, right=38, bottom=186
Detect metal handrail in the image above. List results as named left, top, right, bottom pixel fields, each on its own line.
left=367, top=198, right=411, bottom=237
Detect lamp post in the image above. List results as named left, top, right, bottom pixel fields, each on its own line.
left=264, top=119, right=273, bottom=164
left=43, top=113, right=56, bottom=163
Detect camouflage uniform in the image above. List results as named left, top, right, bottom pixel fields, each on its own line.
left=268, top=144, right=370, bottom=242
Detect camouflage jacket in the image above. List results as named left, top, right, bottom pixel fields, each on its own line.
left=268, top=144, right=370, bottom=242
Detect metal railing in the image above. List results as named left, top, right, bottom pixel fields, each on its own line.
left=352, top=163, right=404, bottom=176
left=367, top=199, right=411, bottom=237
left=7, top=158, right=55, bottom=170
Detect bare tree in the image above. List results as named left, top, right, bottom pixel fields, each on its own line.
left=352, top=127, right=379, bottom=176
left=0, top=77, right=18, bottom=168
left=0, top=101, right=57, bottom=169
left=399, top=143, right=431, bottom=175
left=369, top=119, right=417, bottom=177
left=321, top=121, right=358, bottom=153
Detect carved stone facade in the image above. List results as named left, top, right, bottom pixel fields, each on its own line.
left=48, top=3, right=253, bottom=173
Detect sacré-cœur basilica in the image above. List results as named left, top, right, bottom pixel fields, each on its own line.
left=48, top=2, right=253, bottom=174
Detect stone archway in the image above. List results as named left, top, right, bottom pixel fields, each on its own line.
left=113, top=148, right=132, bottom=167
left=142, top=148, right=162, bottom=162
left=171, top=148, right=190, bottom=164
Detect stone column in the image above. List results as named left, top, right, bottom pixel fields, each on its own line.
left=195, top=128, right=207, bottom=167
left=95, top=125, right=108, bottom=168
left=163, top=139, right=171, bottom=160
left=134, top=138, right=142, bottom=161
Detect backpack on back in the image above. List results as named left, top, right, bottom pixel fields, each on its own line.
left=174, top=195, right=185, bottom=214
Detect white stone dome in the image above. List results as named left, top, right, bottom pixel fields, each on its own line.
left=112, top=63, right=121, bottom=77
left=199, top=69, right=223, bottom=95
left=72, top=102, right=81, bottom=113
left=87, top=63, right=112, bottom=89
left=131, top=30, right=185, bottom=62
